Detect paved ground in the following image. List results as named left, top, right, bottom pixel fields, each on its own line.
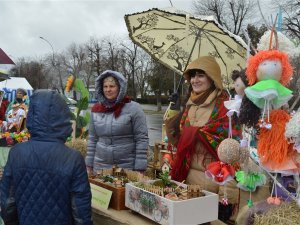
left=140, top=104, right=168, bottom=112
left=141, top=104, right=168, bottom=147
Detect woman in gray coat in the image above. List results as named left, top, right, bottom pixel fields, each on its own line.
left=85, top=70, right=149, bottom=174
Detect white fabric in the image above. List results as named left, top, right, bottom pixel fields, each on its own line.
left=0, top=77, right=33, bottom=102
left=224, top=94, right=242, bottom=116
left=7, top=108, right=26, bottom=124
left=0, top=77, right=33, bottom=90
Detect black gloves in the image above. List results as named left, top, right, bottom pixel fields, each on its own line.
left=168, top=92, right=181, bottom=110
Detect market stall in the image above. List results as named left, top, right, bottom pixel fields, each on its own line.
left=0, top=77, right=33, bottom=102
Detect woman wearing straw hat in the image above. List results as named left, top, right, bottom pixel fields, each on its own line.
left=164, top=56, right=241, bottom=223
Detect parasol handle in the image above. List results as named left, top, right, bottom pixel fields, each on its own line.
left=176, top=76, right=184, bottom=94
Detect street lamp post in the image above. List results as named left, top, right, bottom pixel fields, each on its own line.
left=39, top=36, right=64, bottom=94
left=39, top=36, right=55, bottom=66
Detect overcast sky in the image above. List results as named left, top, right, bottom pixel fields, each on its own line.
left=1, top=0, right=275, bottom=61
left=0, top=0, right=195, bottom=60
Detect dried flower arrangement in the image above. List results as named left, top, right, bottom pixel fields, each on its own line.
left=65, top=138, right=87, bottom=157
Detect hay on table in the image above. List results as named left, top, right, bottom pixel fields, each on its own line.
left=254, top=201, right=300, bottom=225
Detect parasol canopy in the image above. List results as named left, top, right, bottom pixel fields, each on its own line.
left=125, top=8, right=248, bottom=89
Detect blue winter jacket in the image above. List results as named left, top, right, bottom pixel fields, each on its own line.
left=0, top=90, right=92, bottom=225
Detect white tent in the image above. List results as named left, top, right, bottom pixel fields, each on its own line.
left=0, top=77, right=33, bottom=102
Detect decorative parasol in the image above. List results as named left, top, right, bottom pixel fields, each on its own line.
left=125, top=8, right=248, bottom=89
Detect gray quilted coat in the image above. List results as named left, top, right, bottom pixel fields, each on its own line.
left=85, top=70, right=149, bottom=172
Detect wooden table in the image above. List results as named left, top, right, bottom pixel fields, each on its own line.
left=92, top=206, right=157, bottom=225
left=92, top=206, right=224, bottom=225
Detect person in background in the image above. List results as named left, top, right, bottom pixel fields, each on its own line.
left=5, top=103, right=26, bottom=132
left=164, top=56, right=241, bottom=223
left=0, top=90, right=92, bottom=225
left=85, top=70, right=149, bottom=174
left=5, top=88, right=29, bottom=119
left=0, top=90, right=9, bottom=121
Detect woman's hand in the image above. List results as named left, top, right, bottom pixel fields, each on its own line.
left=168, top=92, right=181, bottom=110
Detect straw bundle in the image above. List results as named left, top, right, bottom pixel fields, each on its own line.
left=66, top=138, right=87, bottom=158
left=254, top=201, right=300, bottom=225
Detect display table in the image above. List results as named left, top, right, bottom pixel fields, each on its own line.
left=92, top=207, right=157, bottom=225
left=92, top=206, right=225, bottom=225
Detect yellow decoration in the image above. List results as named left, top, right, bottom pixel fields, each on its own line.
left=65, top=75, right=75, bottom=93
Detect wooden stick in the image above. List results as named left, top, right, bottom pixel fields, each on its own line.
left=249, top=155, right=297, bottom=202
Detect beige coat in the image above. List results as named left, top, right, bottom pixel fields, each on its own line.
left=164, top=90, right=270, bottom=221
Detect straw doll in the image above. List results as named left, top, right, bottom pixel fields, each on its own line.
left=243, top=50, right=298, bottom=174
left=245, top=50, right=293, bottom=128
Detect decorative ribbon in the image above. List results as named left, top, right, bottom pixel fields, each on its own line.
left=205, top=161, right=235, bottom=185
left=260, top=99, right=272, bottom=129
left=235, top=170, right=267, bottom=192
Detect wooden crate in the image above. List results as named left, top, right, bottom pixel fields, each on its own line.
left=89, top=178, right=127, bottom=210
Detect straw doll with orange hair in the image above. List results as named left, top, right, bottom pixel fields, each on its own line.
left=245, top=50, right=293, bottom=112
left=244, top=49, right=298, bottom=173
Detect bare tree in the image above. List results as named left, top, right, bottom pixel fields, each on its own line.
left=121, top=42, right=155, bottom=99
left=192, top=0, right=256, bottom=35
left=11, top=57, right=52, bottom=89
left=30, top=53, right=65, bottom=93
left=50, top=53, right=67, bottom=94
left=61, top=43, right=90, bottom=99
left=63, top=43, right=87, bottom=77
left=135, top=51, right=152, bottom=98
left=148, top=59, right=178, bottom=111
left=121, top=42, right=138, bottom=100
left=100, top=36, right=122, bottom=71
left=192, top=0, right=225, bottom=26
left=86, top=37, right=105, bottom=79
left=281, top=0, right=300, bottom=41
